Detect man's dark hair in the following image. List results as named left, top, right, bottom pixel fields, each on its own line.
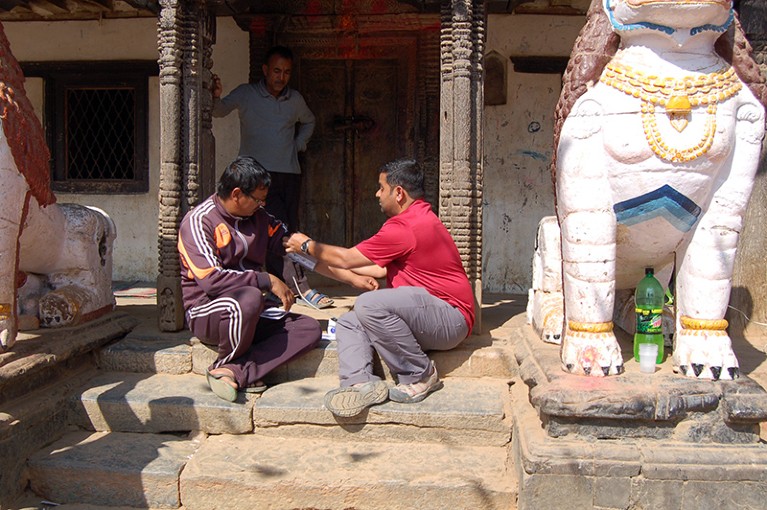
left=217, top=156, right=271, bottom=198
left=264, top=46, right=294, bottom=64
left=380, top=158, right=424, bottom=200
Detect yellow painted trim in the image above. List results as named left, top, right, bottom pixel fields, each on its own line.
left=680, top=316, right=728, bottom=331
left=568, top=321, right=613, bottom=333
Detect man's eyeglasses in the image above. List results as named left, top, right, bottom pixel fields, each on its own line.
left=247, top=193, right=267, bottom=206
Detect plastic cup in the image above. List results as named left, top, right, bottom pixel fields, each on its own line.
left=638, top=343, right=658, bottom=374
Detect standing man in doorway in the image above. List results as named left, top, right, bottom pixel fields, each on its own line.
left=212, top=45, right=334, bottom=309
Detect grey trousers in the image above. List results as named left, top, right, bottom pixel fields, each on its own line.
left=336, top=286, right=469, bottom=387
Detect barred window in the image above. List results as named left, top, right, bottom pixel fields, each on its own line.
left=21, top=61, right=157, bottom=194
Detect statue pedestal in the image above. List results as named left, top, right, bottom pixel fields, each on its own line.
left=509, top=317, right=767, bottom=509
left=513, top=322, right=767, bottom=443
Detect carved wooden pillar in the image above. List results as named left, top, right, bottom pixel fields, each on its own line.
left=440, top=0, right=485, bottom=333
left=157, top=0, right=216, bottom=331
left=418, top=25, right=442, bottom=208
left=200, top=12, right=217, bottom=203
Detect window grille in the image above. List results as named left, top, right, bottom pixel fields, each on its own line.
left=66, top=87, right=136, bottom=181
left=21, top=61, right=157, bottom=194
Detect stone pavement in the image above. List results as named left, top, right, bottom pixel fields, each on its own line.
left=3, top=282, right=767, bottom=510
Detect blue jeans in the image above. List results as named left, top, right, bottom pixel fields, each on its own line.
left=336, top=287, right=469, bottom=386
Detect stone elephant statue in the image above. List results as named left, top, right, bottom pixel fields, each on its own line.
left=0, top=21, right=116, bottom=350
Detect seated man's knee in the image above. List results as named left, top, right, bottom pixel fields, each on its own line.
left=351, top=291, right=385, bottom=319
left=306, top=316, right=322, bottom=340
left=336, top=310, right=363, bottom=334
left=296, top=315, right=322, bottom=346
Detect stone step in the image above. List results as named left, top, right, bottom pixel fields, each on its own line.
left=98, top=329, right=516, bottom=382
left=180, top=433, right=516, bottom=510
left=253, top=376, right=512, bottom=446
left=24, top=429, right=516, bottom=510
left=26, top=430, right=201, bottom=509
left=0, top=366, right=97, bottom=505
left=97, top=336, right=193, bottom=375
left=71, top=372, right=256, bottom=435
left=0, top=311, right=138, bottom=406
left=71, top=371, right=513, bottom=444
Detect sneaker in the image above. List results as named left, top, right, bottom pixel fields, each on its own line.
left=388, top=361, right=443, bottom=404
left=324, top=380, right=389, bottom=417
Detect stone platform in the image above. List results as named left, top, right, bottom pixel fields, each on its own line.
left=508, top=313, right=767, bottom=510
left=5, top=285, right=767, bottom=510
left=1, top=287, right=523, bottom=510
left=511, top=315, right=767, bottom=443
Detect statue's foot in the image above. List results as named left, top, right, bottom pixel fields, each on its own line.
left=541, top=309, right=565, bottom=345
left=673, top=324, right=738, bottom=380
left=0, top=316, right=18, bottom=351
left=529, top=290, right=564, bottom=344
left=561, top=323, right=623, bottom=376
left=39, top=286, right=92, bottom=328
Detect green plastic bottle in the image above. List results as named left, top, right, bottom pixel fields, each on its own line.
left=633, top=267, right=664, bottom=364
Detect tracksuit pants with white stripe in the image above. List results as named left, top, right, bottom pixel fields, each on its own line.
left=187, top=286, right=321, bottom=389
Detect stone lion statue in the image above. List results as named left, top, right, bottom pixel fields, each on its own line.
left=528, top=0, right=767, bottom=379
left=0, top=21, right=116, bottom=351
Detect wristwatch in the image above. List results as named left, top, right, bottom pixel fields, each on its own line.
left=300, top=238, right=312, bottom=255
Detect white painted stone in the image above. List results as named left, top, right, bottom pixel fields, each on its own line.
left=530, top=0, right=766, bottom=379
left=531, top=215, right=562, bottom=293
left=0, top=134, right=116, bottom=348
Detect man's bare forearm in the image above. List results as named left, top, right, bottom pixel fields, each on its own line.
left=284, top=233, right=373, bottom=270
left=314, top=261, right=379, bottom=291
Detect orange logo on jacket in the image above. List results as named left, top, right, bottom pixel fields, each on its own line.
left=214, top=223, right=231, bottom=248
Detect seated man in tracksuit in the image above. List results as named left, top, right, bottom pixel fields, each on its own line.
left=177, top=155, right=323, bottom=401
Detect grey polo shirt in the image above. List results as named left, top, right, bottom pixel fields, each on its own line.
left=212, top=80, right=315, bottom=175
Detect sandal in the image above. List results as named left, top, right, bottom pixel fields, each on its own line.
left=206, top=369, right=237, bottom=402
left=243, top=381, right=268, bottom=394
left=296, top=289, right=334, bottom=309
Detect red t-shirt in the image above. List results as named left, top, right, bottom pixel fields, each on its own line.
left=356, top=199, right=475, bottom=332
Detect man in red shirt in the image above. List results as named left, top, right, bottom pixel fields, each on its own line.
left=285, top=159, right=475, bottom=417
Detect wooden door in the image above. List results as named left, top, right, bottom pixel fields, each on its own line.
left=299, top=58, right=404, bottom=247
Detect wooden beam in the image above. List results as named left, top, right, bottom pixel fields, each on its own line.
left=30, top=0, right=69, bottom=13
left=0, top=0, right=30, bottom=11
left=120, top=0, right=158, bottom=13
left=85, top=0, right=113, bottom=9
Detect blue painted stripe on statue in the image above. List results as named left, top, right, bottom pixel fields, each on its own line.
left=613, top=185, right=701, bottom=232
left=691, top=10, right=734, bottom=36
left=603, top=0, right=675, bottom=35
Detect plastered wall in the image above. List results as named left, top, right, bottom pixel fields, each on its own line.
left=5, top=13, right=588, bottom=291
left=4, top=17, right=248, bottom=282
left=483, top=14, right=584, bottom=293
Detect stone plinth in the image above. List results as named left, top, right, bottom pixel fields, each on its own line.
left=511, top=317, right=767, bottom=443
left=510, top=381, right=767, bottom=510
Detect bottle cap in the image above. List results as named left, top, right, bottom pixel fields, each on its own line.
left=645, top=267, right=653, bottom=275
